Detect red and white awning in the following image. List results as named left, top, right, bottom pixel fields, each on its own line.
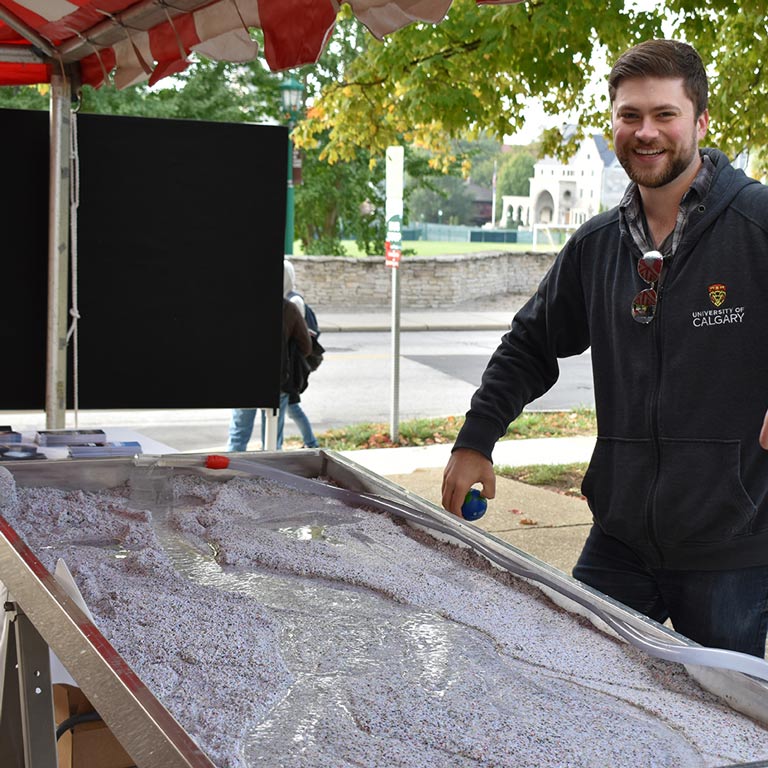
left=0, top=0, right=522, bottom=88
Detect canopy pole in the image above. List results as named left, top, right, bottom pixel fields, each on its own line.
left=45, top=74, right=71, bottom=428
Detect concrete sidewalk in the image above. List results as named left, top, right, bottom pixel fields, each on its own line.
left=340, top=435, right=596, bottom=575
left=319, top=307, right=515, bottom=333
left=339, top=435, right=595, bottom=476
left=316, top=293, right=529, bottom=333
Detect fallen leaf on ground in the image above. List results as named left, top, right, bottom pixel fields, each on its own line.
left=519, top=517, right=538, bottom=526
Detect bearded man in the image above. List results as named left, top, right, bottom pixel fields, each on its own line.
left=443, top=39, right=768, bottom=658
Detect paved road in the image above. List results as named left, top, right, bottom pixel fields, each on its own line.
left=303, top=328, right=593, bottom=429
left=2, top=330, right=594, bottom=453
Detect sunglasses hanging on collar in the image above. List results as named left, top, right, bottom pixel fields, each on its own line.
left=631, top=250, right=665, bottom=325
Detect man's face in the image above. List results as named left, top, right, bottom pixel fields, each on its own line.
left=612, top=76, right=709, bottom=189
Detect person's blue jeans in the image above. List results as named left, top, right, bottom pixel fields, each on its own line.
left=226, top=393, right=289, bottom=451
left=573, top=525, right=768, bottom=657
left=287, top=401, right=318, bottom=448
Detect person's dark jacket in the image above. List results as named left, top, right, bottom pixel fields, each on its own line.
left=455, top=148, right=768, bottom=571
left=281, top=299, right=312, bottom=400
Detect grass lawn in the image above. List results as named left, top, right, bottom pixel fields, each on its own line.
left=495, top=462, right=589, bottom=497
left=284, top=409, right=595, bottom=495
left=287, top=409, right=596, bottom=451
left=295, top=240, right=559, bottom=258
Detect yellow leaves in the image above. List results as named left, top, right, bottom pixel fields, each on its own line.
left=393, top=83, right=408, bottom=99
left=336, top=2, right=353, bottom=21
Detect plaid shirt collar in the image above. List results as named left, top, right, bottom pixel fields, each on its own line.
left=619, top=152, right=715, bottom=258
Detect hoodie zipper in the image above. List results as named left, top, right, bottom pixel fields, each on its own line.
left=644, top=278, right=667, bottom=567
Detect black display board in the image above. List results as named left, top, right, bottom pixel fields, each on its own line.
left=1, top=109, right=287, bottom=409
left=2, top=109, right=50, bottom=409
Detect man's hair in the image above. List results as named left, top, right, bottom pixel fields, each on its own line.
left=608, top=39, right=708, bottom=116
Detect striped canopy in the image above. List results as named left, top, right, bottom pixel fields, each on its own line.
left=0, top=0, right=521, bottom=88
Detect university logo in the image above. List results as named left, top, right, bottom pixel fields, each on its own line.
left=708, top=283, right=726, bottom=307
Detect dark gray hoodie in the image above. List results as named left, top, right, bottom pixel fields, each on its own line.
left=455, top=148, right=768, bottom=570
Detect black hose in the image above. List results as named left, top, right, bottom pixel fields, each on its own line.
left=56, top=710, right=103, bottom=741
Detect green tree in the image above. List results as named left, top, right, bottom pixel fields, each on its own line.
left=0, top=56, right=280, bottom=122
left=453, top=134, right=505, bottom=188
left=294, top=1, right=768, bottom=175
left=295, top=138, right=384, bottom=255
left=295, top=0, right=661, bottom=165
left=292, top=17, right=390, bottom=255
left=408, top=175, right=475, bottom=225
left=0, top=83, right=48, bottom=110
left=79, top=58, right=280, bottom=123
left=498, top=152, right=535, bottom=197
left=495, top=151, right=536, bottom=226
left=668, top=0, right=768, bottom=167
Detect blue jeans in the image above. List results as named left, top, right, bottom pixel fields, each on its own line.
left=573, top=525, right=768, bottom=657
left=226, top=394, right=289, bottom=451
left=287, top=401, right=318, bottom=448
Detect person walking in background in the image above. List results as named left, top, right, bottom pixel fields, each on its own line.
left=284, top=260, right=320, bottom=449
left=226, top=263, right=312, bottom=452
left=442, top=39, right=768, bottom=657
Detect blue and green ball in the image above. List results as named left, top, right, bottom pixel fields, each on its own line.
left=461, top=488, right=487, bottom=520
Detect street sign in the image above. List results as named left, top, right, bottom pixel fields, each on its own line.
left=385, top=215, right=402, bottom=268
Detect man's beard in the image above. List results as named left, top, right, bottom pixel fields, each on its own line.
left=617, top=137, right=698, bottom=189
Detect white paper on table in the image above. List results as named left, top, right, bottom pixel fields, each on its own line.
left=50, top=558, right=96, bottom=685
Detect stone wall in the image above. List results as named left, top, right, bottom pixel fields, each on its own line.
left=288, top=250, right=558, bottom=309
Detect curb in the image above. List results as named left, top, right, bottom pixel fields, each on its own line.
left=321, top=321, right=512, bottom=333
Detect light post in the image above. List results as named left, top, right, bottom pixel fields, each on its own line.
left=280, top=75, right=305, bottom=255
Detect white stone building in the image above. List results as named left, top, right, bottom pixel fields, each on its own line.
left=500, top=132, right=629, bottom=231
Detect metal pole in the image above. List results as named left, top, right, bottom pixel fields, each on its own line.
left=390, top=267, right=400, bottom=443
left=385, top=146, right=404, bottom=444
left=45, top=74, right=71, bottom=429
left=491, top=159, right=497, bottom=227
left=272, top=122, right=294, bottom=446
left=284, top=132, right=294, bottom=255
left=263, top=409, right=279, bottom=450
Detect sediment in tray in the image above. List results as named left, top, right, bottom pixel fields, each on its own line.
left=1, top=467, right=766, bottom=767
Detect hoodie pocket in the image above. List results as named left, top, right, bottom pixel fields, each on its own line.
left=655, top=439, right=757, bottom=547
left=581, top=437, right=654, bottom=545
